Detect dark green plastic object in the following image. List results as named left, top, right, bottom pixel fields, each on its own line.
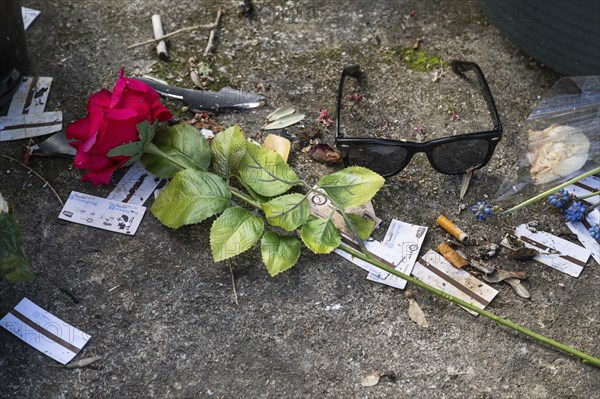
left=478, top=0, right=600, bottom=75
left=0, top=0, right=29, bottom=108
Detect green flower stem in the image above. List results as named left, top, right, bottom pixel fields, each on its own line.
left=226, top=173, right=600, bottom=366
left=230, top=187, right=262, bottom=210
left=500, top=167, right=600, bottom=216
left=578, top=190, right=600, bottom=201
left=339, top=242, right=600, bottom=366
left=144, top=142, right=191, bottom=171
left=230, top=187, right=600, bottom=367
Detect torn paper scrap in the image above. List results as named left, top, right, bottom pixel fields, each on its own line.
left=59, top=191, right=146, bottom=235
left=566, top=208, right=600, bottom=265
left=0, top=111, right=63, bottom=141
left=335, top=236, right=409, bottom=289
left=106, top=161, right=164, bottom=206
left=367, top=219, right=428, bottom=288
left=514, top=224, right=591, bottom=277
left=0, top=298, right=90, bottom=364
left=412, top=250, right=498, bottom=316
left=8, top=77, right=53, bottom=116
left=22, top=7, right=41, bottom=30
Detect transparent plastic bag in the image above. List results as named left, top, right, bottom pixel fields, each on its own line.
left=495, top=76, right=600, bottom=202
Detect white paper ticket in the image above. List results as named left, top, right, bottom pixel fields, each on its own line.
left=59, top=191, right=146, bottom=235
left=566, top=208, right=600, bottom=265
left=565, top=176, right=600, bottom=205
left=107, top=161, right=163, bottom=206
left=335, top=236, right=409, bottom=289
left=0, top=298, right=90, bottom=364
left=514, top=224, right=591, bottom=277
left=412, top=250, right=498, bottom=316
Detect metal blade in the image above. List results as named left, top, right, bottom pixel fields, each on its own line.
left=31, top=130, right=76, bottom=158
left=133, top=76, right=267, bottom=111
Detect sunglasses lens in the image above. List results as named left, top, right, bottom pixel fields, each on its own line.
left=343, top=144, right=409, bottom=176
left=430, top=139, right=491, bottom=174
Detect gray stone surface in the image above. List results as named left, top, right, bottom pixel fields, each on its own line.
left=1, top=0, right=598, bottom=398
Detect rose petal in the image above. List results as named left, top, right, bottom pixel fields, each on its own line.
left=151, top=100, right=172, bottom=122
left=92, top=116, right=145, bottom=154
left=66, top=116, right=91, bottom=140
left=87, top=89, right=112, bottom=113
left=103, top=107, right=141, bottom=121
left=81, top=156, right=129, bottom=186
left=125, top=77, right=161, bottom=99
left=109, top=69, right=126, bottom=108
left=82, top=166, right=117, bottom=186
left=74, top=150, right=113, bottom=171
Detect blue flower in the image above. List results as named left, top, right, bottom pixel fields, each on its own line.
left=548, top=189, right=571, bottom=210
left=565, top=201, right=587, bottom=222
left=589, top=224, right=600, bottom=241
left=471, top=201, right=493, bottom=222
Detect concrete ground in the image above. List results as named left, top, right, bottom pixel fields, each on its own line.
left=1, top=0, right=598, bottom=398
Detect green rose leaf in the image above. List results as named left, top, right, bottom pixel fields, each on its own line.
left=261, top=232, right=301, bottom=277
left=262, top=193, right=310, bottom=231
left=300, top=217, right=341, bottom=254
left=0, top=212, right=34, bottom=282
left=238, top=143, right=300, bottom=197
left=345, top=213, right=376, bottom=240
left=210, top=124, right=247, bottom=178
left=235, top=176, right=270, bottom=204
left=151, top=169, right=231, bottom=229
left=107, top=120, right=158, bottom=167
left=210, top=207, right=264, bottom=262
left=317, top=166, right=385, bottom=208
left=142, top=123, right=211, bottom=178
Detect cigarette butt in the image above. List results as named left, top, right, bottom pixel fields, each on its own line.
left=152, top=15, right=168, bottom=60
left=436, top=214, right=468, bottom=242
left=438, top=242, right=469, bottom=269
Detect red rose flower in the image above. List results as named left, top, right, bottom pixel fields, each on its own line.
left=67, top=69, right=172, bottom=185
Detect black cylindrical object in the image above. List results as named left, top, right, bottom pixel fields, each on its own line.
left=0, top=0, right=29, bottom=108
left=478, top=0, right=600, bottom=76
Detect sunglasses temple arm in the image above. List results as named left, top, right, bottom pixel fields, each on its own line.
left=336, top=65, right=362, bottom=140
left=451, top=61, right=502, bottom=133
left=335, top=71, right=346, bottom=139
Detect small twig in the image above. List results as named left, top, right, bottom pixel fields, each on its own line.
left=66, top=355, right=103, bottom=369
left=128, top=9, right=222, bottom=49
left=228, top=260, right=238, bottom=306
left=108, top=284, right=121, bottom=292
left=2, top=155, right=64, bottom=207
left=203, top=7, right=222, bottom=57
left=152, top=14, right=168, bottom=60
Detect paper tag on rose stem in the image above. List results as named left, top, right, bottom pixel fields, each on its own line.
left=412, top=250, right=498, bottom=316
left=513, top=224, right=591, bottom=277
left=307, top=188, right=381, bottom=237
left=59, top=191, right=145, bottom=235
left=0, top=298, right=90, bottom=364
left=107, top=161, right=164, bottom=206
left=566, top=208, right=600, bottom=265
left=366, top=219, right=428, bottom=289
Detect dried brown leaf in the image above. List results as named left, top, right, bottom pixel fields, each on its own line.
left=309, top=143, right=341, bottom=164
left=505, top=278, right=531, bottom=299
left=361, top=370, right=396, bottom=387
left=361, top=373, right=381, bottom=387
left=511, top=247, right=539, bottom=261
left=404, top=290, right=429, bottom=328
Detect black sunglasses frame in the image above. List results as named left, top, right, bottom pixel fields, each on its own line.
left=335, top=61, right=503, bottom=177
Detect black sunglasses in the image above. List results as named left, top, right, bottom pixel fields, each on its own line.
left=335, top=61, right=503, bottom=177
